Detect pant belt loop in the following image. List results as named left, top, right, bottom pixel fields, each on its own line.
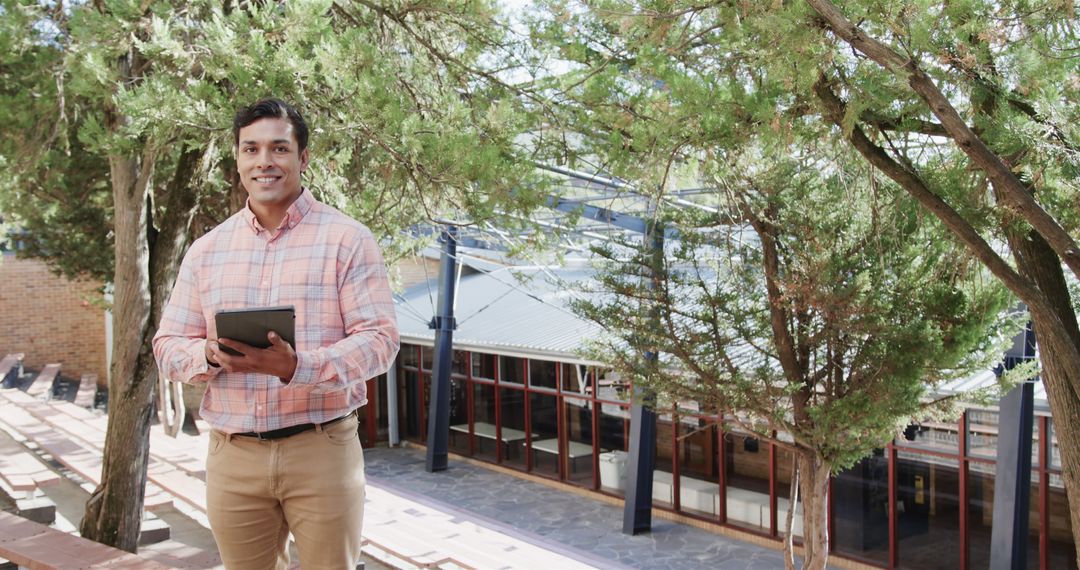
left=224, top=432, right=233, bottom=443
left=315, top=421, right=324, bottom=433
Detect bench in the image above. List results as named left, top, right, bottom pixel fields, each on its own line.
left=0, top=355, right=23, bottom=385
left=529, top=438, right=594, bottom=473
left=0, top=395, right=174, bottom=513
left=74, top=374, right=97, bottom=408
left=0, top=444, right=58, bottom=525
left=26, top=364, right=60, bottom=400
left=450, top=422, right=534, bottom=459
left=0, top=510, right=175, bottom=569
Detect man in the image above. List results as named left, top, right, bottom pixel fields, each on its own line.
left=153, top=98, right=399, bottom=570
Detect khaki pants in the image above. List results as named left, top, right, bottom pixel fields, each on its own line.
left=207, top=414, right=365, bottom=570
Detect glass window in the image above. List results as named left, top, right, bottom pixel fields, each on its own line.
left=421, top=346, right=434, bottom=371
left=897, top=417, right=961, bottom=454
left=528, top=392, right=559, bottom=477
left=563, top=364, right=589, bottom=396
left=966, top=461, right=994, bottom=568
left=499, top=387, right=527, bottom=469
left=724, top=431, right=771, bottom=534
left=896, top=453, right=960, bottom=569
left=1050, top=418, right=1063, bottom=470
left=831, top=451, right=889, bottom=567
left=448, top=378, right=469, bottom=455
left=677, top=417, right=719, bottom=520
left=451, top=351, right=469, bottom=377
left=399, top=370, right=425, bottom=442
left=529, top=359, right=558, bottom=390
left=653, top=414, right=675, bottom=509
left=401, top=343, right=420, bottom=368
left=597, top=402, right=630, bottom=496
left=774, top=447, right=801, bottom=538
left=966, top=409, right=998, bottom=460
left=500, top=356, right=525, bottom=386
left=562, top=397, right=594, bottom=488
left=472, top=352, right=496, bottom=380
left=594, top=369, right=629, bottom=402
left=468, top=383, right=497, bottom=462
left=1048, top=472, right=1078, bottom=569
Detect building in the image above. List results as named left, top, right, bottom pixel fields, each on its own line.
left=352, top=249, right=1076, bottom=570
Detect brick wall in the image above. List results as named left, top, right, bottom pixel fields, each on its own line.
left=0, top=254, right=108, bottom=385
left=393, top=256, right=441, bottom=290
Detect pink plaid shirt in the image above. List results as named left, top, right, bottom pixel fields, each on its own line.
left=152, top=189, right=399, bottom=433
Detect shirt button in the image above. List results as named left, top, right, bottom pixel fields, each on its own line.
left=262, top=280, right=269, bottom=286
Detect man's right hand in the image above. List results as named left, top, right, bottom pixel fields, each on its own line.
left=205, top=339, right=222, bottom=368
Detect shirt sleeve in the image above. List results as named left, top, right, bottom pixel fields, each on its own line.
left=152, top=247, right=222, bottom=384
left=283, top=228, right=400, bottom=391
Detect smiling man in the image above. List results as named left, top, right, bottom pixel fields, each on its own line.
left=153, top=98, right=399, bottom=570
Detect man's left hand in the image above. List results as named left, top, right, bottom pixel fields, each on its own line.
left=211, top=332, right=298, bottom=382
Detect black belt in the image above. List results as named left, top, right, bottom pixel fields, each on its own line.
left=235, top=412, right=353, bottom=441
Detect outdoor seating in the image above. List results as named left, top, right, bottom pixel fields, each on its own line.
left=74, top=373, right=97, bottom=408
left=0, top=510, right=175, bottom=569
left=0, top=354, right=23, bottom=385
left=26, top=363, right=60, bottom=399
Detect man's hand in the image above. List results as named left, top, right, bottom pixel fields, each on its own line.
left=207, top=332, right=298, bottom=381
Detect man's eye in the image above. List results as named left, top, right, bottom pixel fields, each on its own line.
left=276, top=147, right=290, bottom=152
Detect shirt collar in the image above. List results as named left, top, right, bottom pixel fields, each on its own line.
left=244, top=188, right=315, bottom=234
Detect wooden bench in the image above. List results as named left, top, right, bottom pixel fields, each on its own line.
left=0, top=439, right=58, bottom=525
left=0, top=510, right=176, bottom=569
left=26, top=364, right=60, bottom=400
left=0, top=355, right=23, bottom=385
left=74, top=374, right=97, bottom=408
left=0, top=395, right=173, bottom=512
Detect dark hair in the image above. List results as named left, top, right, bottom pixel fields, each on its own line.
left=233, top=98, right=309, bottom=152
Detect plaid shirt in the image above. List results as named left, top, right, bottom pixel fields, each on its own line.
left=152, top=189, right=399, bottom=434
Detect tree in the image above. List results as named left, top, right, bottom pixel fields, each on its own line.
left=526, top=1, right=1080, bottom=563
left=0, top=0, right=538, bottom=551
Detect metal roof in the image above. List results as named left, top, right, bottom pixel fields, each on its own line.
left=394, top=257, right=605, bottom=364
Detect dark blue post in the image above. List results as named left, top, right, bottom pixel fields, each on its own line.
left=622, top=221, right=663, bottom=535
left=426, top=226, right=458, bottom=473
left=989, top=323, right=1037, bottom=569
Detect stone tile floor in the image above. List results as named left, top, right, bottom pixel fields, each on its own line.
left=365, top=446, right=796, bottom=570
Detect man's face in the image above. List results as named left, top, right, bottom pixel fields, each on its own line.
left=236, top=117, right=309, bottom=211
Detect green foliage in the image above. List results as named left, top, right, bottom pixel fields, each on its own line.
left=533, top=0, right=1028, bottom=475
left=1, top=0, right=544, bottom=272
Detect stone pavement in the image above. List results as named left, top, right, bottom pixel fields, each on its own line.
left=365, top=446, right=791, bottom=570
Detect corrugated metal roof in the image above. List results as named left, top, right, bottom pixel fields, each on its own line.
left=395, top=256, right=1052, bottom=411
left=394, top=261, right=604, bottom=363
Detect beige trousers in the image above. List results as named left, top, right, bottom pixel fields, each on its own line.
left=206, top=413, right=365, bottom=570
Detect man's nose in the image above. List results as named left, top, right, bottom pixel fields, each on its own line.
left=255, top=149, right=274, bottom=167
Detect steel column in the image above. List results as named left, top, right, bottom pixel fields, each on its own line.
left=622, top=221, right=663, bottom=535
left=989, top=381, right=1035, bottom=570
left=425, top=226, right=459, bottom=472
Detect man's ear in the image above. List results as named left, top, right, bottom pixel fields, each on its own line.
left=300, top=148, right=310, bottom=172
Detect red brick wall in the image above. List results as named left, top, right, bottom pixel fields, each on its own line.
left=0, top=255, right=108, bottom=384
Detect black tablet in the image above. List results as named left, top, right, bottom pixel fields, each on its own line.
left=214, top=305, right=296, bottom=356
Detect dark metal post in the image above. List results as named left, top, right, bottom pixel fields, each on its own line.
left=622, top=221, right=663, bottom=535
left=426, top=226, right=458, bottom=472
left=989, top=322, right=1037, bottom=570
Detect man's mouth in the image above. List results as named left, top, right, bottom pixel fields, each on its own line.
left=253, top=176, right=280, bottom=184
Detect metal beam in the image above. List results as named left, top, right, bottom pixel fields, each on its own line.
left=426, top=226, right=459, bottom=472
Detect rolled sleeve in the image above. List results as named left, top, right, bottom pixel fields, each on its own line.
left=153, top=250, right=221, bottom=384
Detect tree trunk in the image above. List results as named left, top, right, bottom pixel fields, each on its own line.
left=795, top=450, right=830, bottom=570
left=79, top=143, right=203, bottom=551
left=1008, top=229, right=1080, bottom=568
left=80, top=148, right=156, bottom=551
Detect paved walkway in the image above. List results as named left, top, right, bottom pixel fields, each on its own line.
left=365, top=446, right=789, bottom=570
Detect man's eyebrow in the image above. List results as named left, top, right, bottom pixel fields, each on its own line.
left=239, top=139, right=293, bottom=146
